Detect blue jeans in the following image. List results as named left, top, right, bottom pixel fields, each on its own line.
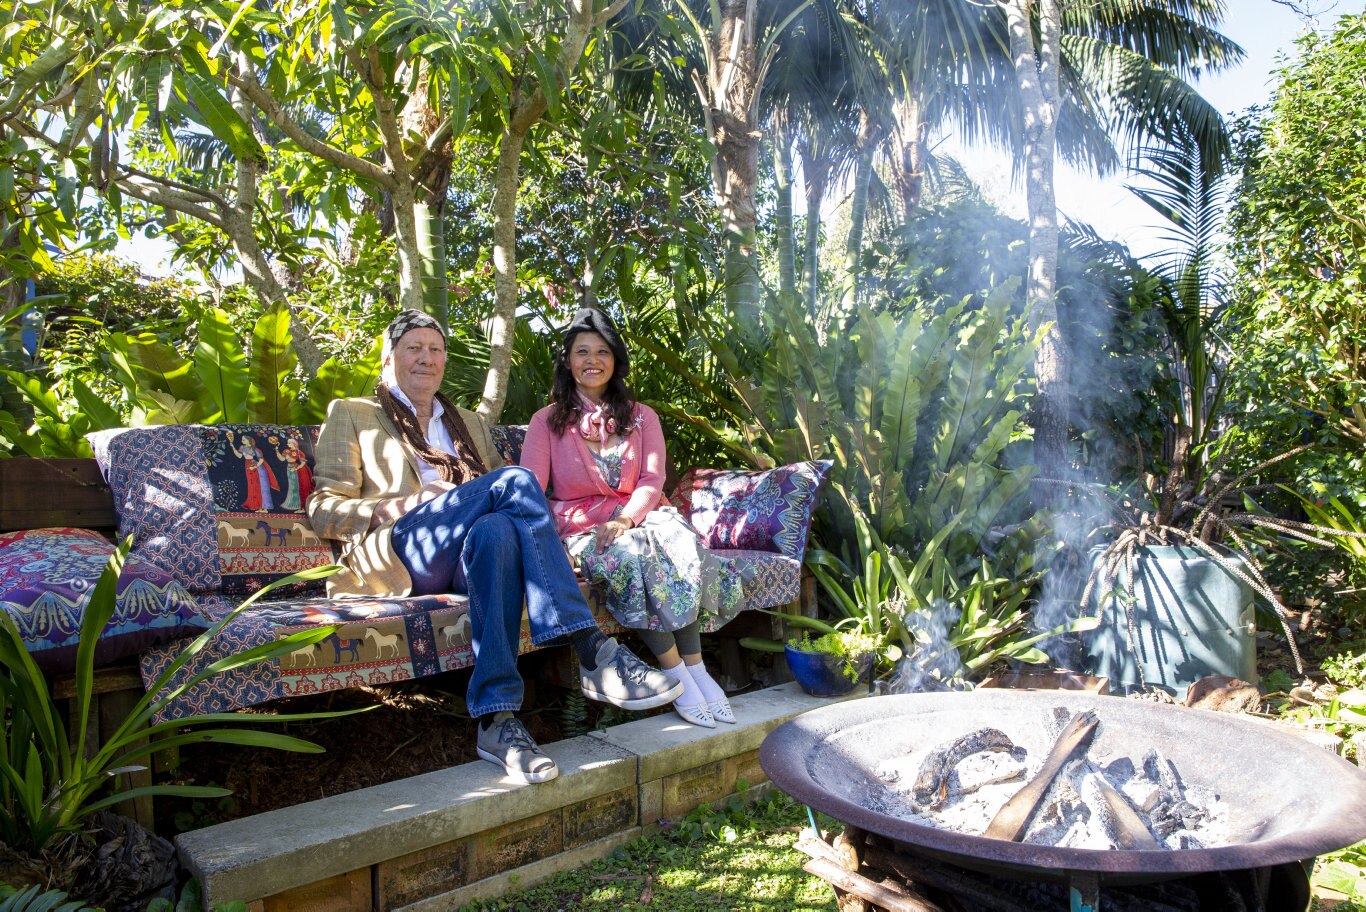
left=392, top=467, right=597, bottom=716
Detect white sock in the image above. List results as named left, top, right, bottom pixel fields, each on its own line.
left=663, top=661, right=707, bottom=707
left=683, top=660, right=727, bottom=704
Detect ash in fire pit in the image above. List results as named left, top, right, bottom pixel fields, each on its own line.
left=870, top=706, right=1230, bottom=852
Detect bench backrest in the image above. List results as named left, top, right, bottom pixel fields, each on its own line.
left=0, top=457, right=116, bottom=536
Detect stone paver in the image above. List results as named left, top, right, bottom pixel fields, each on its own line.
left=178, top=681, right=865, bottom=908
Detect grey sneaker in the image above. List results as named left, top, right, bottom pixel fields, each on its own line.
left=476, top=713, right=558, bottom=784
left=580, top=637, right=686, bottom=710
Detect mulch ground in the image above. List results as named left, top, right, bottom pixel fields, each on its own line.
left=153, top=665, right=581, bottom=834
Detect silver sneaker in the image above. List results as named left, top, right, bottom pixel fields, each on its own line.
left=476, top=713, right=559, bottom=783
left=580, top=637, right=686, bottom=710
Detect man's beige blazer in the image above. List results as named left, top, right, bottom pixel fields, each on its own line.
left=308, top=397, right=504, bottom=597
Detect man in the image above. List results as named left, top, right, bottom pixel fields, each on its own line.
left=308, top=310, right=683, bottom=784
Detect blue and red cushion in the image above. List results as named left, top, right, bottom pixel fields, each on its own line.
left=671, top=460, right=831, bottom=559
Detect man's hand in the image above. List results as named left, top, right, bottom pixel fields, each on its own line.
left=594, top=516, right=634, bottom=551
left=369, top=480, right=457, bottom=529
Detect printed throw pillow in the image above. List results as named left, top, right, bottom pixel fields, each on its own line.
left=90, top=424, right=335, bottom=597
left=0, top=527, right=210, bottom=674
left=671, top=460, right=832, bottom=559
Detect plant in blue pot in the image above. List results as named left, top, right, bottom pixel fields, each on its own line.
left=785, top=630, right=879, bottom=697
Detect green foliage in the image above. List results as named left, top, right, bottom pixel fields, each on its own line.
left=0, top=541, right=358, bottom=853
left=1315, top=841, right=1366, bottom=909
left=144, top=877, right=248, bottom=912
left=866, top=183, right=1169, bottom=479
left=1128, top=125, right=1233, bottom=483
left=1224, top=13, right=1366, bottom=506
left=0, top=304, right=381, bottom=455
left=806, top=515, right=1095, bottom=682
left=0, top=884, right=97, bottom=912
left=655, top=285, right=1038, bottom=565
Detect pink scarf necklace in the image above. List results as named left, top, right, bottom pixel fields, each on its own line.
left=577, top=394, right=617, bottom=442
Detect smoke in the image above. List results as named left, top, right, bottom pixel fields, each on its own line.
left=887, top=598, right=971, bottom=694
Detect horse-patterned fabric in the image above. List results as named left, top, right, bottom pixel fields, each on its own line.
left=91, top=424, right=335, bottom=597
left=0, top=527, right=209, bottom=673
left=138, top=588, right=624, bottom=721
left=671, top=460, right=831, bottom=559
left=198, top=424, right=333, bottom=595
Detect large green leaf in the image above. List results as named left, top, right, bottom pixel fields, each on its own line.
left=195, top=307, right=249, bottom=423
left=246, top=303, right=298, bottom=424
left=182, top=70, right=267, bottom=165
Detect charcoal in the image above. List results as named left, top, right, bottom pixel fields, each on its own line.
left=912, top=727, right=1019, bottom=809
left=1177, top=831, right=1205, bottom=850
left=1105, top=755, right=1138, bottom=781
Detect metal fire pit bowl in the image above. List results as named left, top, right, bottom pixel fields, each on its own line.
left=760, top=690, right=1366, bottom=886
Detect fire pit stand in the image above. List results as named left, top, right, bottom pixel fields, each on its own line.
left=792, top=822, right=1311, bottom=911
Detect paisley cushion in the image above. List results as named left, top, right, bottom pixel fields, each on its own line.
left=90, top=424, right=335, bottom=596
left=0, top=527, right=209, bottom=673
left=671, top=460, right=832, bottom=559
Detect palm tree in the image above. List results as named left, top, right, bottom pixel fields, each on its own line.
left=1128, top=125, right=1233, bottom=483
left=995, top=0, right=1240, bottom=484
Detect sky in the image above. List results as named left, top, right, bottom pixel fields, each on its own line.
left=117, top=0, right=1366, bottom=276
left=955, top=0, right=1366, bottom=260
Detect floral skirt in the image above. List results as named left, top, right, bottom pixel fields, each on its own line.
left=566, top=506, right=745, bottom=633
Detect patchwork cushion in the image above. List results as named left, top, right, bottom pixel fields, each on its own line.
left=703, top=550, right=802, bottom=626
left=671, top=460, right=832, bottom=559
left=0, top=527, right=209, bottom=673
left=91, top=424, right=334, bottom=597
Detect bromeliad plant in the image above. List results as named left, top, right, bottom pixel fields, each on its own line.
left=748, top=511, right=1097, bottom=685
left=0, top=540, right=355, bottom=854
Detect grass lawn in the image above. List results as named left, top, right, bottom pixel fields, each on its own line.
left=460, top=790, right=836, bottom=912
left=459, top=784, right=1366, bottom=912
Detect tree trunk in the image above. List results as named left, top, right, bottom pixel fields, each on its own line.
left=801, top=147, right=828, bottom=322
left=478, top=0, right=630, bottom=422
left=703, top=0, right=762, bottom=340
left=890, top=91, right=926, bottom=222
left=481, top=111, right=541, bottom=421
left=840, top=107, right=877, bottom=315
left=402, top=63, right=454, bottom=325
left=774, top=130, right=797, bottom=300
left=228, top=62, right=324, bottom=377
left=1003, top=0, right=1069, bottom=485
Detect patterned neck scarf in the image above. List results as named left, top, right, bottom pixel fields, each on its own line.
left=577, top=394, right=617, bottom=442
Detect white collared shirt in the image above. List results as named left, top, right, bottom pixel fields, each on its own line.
left=389, top=385, right=457, bottom=485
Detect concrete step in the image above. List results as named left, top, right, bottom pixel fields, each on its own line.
left=176, top=681, right=866, bottom=910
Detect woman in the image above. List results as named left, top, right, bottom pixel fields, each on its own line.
left=521, top=307, right=742, bottom=728
left=231, top=431, right=279, bottom=512
left=308, top=310, right=682, bottom=784
left=275, top=435, right=314, bottom=511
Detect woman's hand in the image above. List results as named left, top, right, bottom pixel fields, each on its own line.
left=594, top=516, right=635, bottom=551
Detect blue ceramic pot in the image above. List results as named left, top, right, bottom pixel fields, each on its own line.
left=785, top=644, right=872, bottom=696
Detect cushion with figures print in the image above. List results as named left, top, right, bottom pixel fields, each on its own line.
left=90, top=424, right=335, bottom=597
left=0, top=527, right=210, bottom=673
left=670, top=460, right=832, bottom=559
